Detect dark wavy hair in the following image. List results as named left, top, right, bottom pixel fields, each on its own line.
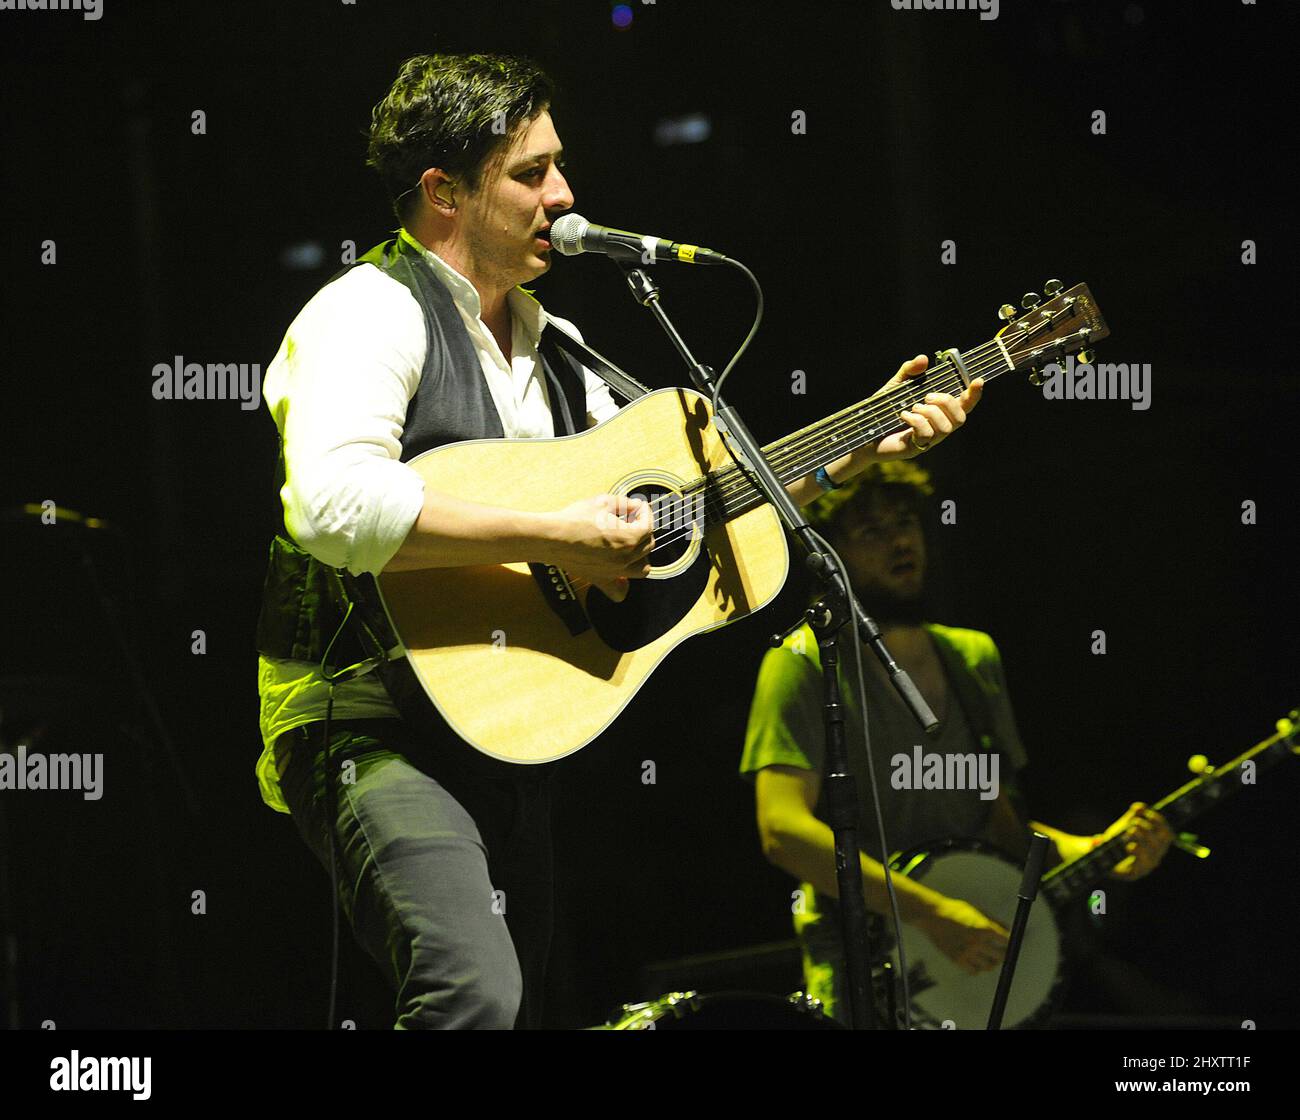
left=806, top=459, right=935, bottom=542
left=366, top=53, right=555, bottom=223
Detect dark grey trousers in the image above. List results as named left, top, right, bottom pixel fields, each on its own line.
left=275, top=717, right=554, bottom=1029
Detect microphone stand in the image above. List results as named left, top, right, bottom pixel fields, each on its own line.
left=613, top=258, right=939, bottom=1030
left=987, top=832, right=1050, bottom=1030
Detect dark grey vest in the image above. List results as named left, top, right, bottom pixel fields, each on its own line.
left=254, top=235, right=590, bottom=687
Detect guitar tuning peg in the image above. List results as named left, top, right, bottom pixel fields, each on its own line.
left=1173, top=832, right=1211, bottom=859
left=1077, top=349, right=1095, bottom=365
left=998, top=303, right=1017, bottom=321
left=1043, top=279, right=1063, bottom=298
left=1187, top=753, right=1214, bottom=775
left=1027, top=367, right=1045, bottom=386
left=1021, top=291, right=1041, bottom=310
left=1174, top=832, right=1211, bottom=859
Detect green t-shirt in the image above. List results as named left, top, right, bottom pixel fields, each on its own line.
left=739, top=621, right=1029, bottom=1020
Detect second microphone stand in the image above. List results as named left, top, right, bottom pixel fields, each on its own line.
left=613, top=258, right=939, bottom=1030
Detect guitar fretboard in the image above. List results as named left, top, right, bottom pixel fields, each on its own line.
left=640, top=281, right=1106, bottom=537
left=648, top=338, right=1014, bottom=535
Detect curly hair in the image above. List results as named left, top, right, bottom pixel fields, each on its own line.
left=805, top=459, right=935, bottom=540
left=366, top=53, right=555, bottom=223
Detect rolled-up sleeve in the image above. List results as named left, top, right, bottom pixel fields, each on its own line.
left=740, top=636, right=823, bottom=780
left=264, top=266, right=428, bottom=576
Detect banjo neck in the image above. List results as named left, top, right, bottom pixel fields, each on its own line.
left=883, top=711, right=1297, bottom=1031
left=1040, top=711, right=1299, bottom=907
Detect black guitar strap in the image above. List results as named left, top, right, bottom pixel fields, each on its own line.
left=543, top=316, right=654, bottom=404
left=927, top=628, right=998, bottom=754
left=928, top=627, right=1030, bottom=820
left=323, top=316, right=654, bottom=747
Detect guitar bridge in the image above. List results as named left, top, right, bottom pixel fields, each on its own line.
left=529, top=562, right=592, bottom=637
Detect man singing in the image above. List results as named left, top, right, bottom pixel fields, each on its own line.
left=253, top=52, right=982, bottom=1028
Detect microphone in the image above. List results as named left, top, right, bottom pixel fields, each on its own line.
left=548, top=213, right=728, bottom=265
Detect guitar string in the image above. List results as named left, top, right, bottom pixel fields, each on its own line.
left=686, top=338, right=1010, bottom=509
left=659, top=321, right=1056, bottom=535
left=698, top=352, right=998, bottom=505
left=559, top=346, right=1000, bottom=591
left=557, top=359, right=984, bottom=595
left=558, top=351, right=999, bottom=595
left=717, top=307, right=1085, bottom=508
left=562, top=320, right=1073, bottom=594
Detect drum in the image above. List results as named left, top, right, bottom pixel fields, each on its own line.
left=599, top=990, right=847, bottom=1030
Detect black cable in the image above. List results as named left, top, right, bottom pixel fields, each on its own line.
left=698, top=257, right=909, bottom=1027
left=804, top=526, right=913, bottom=1031
left=711, top=257, right=764, bottom=414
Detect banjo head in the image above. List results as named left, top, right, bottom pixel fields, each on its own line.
left=887, top=838, right=1065, bottom=1030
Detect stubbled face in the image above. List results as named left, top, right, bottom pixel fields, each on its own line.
left=833, top=491, right=927, bottom=623
left=457, top=110, right=573, bottom=291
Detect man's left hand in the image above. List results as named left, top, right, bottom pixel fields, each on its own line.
left=871, top=354, right=985, bottom=461
left=1101, top=802, right=1174, bottom=881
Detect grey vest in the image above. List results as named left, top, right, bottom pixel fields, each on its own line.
left=254, top=235, right=590, bottom=685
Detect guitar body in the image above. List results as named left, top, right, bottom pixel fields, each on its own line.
left=374, top=387, right=789, bottom=763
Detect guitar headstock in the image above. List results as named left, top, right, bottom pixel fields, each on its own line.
left=995, top=280, right=1109, bottom=385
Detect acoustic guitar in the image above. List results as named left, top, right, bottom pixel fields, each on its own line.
left=366, top=281, right=1107, bottom=762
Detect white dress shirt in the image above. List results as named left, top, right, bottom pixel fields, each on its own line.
left=255, top=231, right=620, bottom=812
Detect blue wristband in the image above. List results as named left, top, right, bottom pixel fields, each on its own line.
left=814, top=465, right=841, bottom=493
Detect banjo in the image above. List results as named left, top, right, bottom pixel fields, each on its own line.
left=876, top=709, right=1298, bottom=1029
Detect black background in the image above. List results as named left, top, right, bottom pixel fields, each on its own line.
left=1, top=0, right=1295, bottom=1030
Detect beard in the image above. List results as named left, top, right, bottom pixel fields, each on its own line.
left=855, top=580, right=927, bottom=626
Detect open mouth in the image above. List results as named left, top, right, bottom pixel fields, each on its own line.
left=535, top=226, right=551, bottom=245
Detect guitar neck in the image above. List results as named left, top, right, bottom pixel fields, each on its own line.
left=692, top=338, right=1014, bottom=527
left=1040, top=717, right=1299, bottom=906
left=760, top=338, right=1015, bottom=483
left=670, top=281, right=1106, bottom=533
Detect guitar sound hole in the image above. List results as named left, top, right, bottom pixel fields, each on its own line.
left=585, top=484, right=709, bottom=653
left=641, top=484, right=697, bottom=569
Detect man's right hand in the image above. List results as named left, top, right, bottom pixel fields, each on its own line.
left=915, top=897, right=1010, bottom=975
left=542, top=493, right=655, bottom=601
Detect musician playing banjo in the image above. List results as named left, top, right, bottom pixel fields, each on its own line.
left=740, top=459, right=1175, bottom=1025
left=253, top=52, right=985, bottom=1029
